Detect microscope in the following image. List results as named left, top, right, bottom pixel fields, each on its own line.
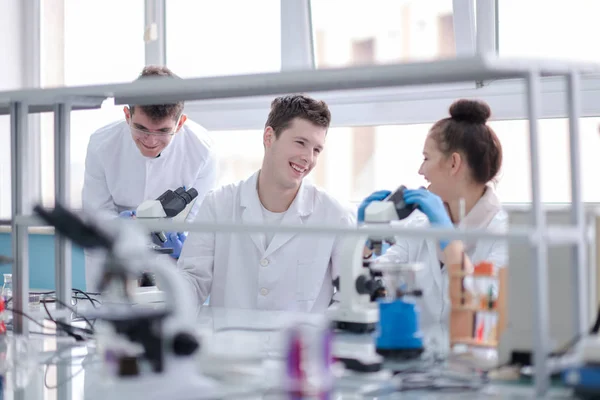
left=136, top=186, right=198, bottom=248
left=328, top=186, right=424, bottom=358
left=561, top=306, right=600, bottom=398
left=33, top=203, right=218, bottom=398
left=135, top=186, right=198, bottom=288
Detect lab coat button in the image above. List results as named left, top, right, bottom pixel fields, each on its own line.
left=260, top=288, right=269, bottom=296
left=260, top=259, right=269, bottom=267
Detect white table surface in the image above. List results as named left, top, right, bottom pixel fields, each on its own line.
left=0, top=305, right=579, bottom=399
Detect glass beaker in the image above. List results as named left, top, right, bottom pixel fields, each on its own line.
left=2, top=274, right=12, bottom=302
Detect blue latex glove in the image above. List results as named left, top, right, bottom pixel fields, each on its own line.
left=162, top=232, right=187, bottom=259
left=119, top=210, right=136, bottom=218
left=403, top=188, right=453, bottom=250
left=357, top=190, right=392, bottom=223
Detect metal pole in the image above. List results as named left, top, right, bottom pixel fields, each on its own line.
left=452, top=0, right=476, bottom=57
left=10, top=102, right=30, bottom=335
left=475, top=0, right=497, bottom=56
left=144, top=0, right=166, bottom=66
left=280, top=0, right=315, bottom=70
left=54, top=103, right=72, bottom=310
left=526, top=71, right=551, bottom=395
left=566, top=71, right=588, bottom=337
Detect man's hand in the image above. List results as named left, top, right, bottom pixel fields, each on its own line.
left=162, top=232, right=187, bottom=259
left=118, top=210, right=136, bottom=218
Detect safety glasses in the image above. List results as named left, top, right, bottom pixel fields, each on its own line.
left=129, top=116, right=181, bottom=138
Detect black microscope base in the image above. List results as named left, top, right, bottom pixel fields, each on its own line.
left=376, top=347, right=424, bottom=360
left=332, top=321, right=377, bottom=334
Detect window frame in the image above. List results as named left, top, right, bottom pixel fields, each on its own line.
left=15, top=0, right=600, bottom=219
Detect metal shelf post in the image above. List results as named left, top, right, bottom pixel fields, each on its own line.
left=54, top=103, right=72, bottom=309
left=526, top=70, right=551, bottom=395
left=566, top=71, right=589, bottom=336
left=10, top=102, right=31, bottom=335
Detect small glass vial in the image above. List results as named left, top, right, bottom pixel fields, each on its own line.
left=1, top=274, right=12, bottom=302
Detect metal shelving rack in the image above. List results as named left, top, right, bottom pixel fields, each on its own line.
left=4, top=54, right=599, bottom=397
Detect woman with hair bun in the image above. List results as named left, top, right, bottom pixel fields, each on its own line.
left=359, top=99, right=506, bottom=352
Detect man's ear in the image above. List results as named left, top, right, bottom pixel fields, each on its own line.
left=263, top=126, right=275, bottom=148
left=123, top=106, right=131, bottom=122
left=177, top=114, right=187, bottom=131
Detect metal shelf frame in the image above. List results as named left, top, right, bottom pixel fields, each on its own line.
left=5, top=54, right=599, bottom=397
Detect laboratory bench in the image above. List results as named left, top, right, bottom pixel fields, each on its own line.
left=0, top=305, right=581, bottom=399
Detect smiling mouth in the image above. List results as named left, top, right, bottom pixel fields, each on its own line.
left=289, top=162, right=307, bottom=175
left=141, top=142, right=159, bottom=150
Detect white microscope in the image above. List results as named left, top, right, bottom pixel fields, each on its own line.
left=136, top=186, right=198, bottom=247
left=129, top=187, right=198, bottom=303
left=33, top=203, right=219, bottom=399
left=328, top=185, right=418, bottom=334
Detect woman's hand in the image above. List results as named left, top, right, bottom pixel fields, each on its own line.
left=403, top=188, right=453, bottom=249
left=357, top=190, right=391, bottom=223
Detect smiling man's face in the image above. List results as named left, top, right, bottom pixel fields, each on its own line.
left=262, top=117, right=326, bottom=190
left=124, top=106, right=185, bottom=158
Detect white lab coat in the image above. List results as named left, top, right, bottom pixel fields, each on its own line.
left=377, top=203, right=508, bottom=352
left=81, top=119, right=217, bottom=291
left=176, top=171, right=355, bottom=312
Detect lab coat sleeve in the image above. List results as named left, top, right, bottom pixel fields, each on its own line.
left=176, top=192, right=216, bottom=305
left=376, top=239, right=410, bottom=264
left=81, top=138, right=118, bottom=217
left=186, top=149, right=218, bottom=222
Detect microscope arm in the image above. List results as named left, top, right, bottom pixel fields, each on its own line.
left=110, top=223, right=197, bottom=332
left=144, top=253, right=197, bottom=333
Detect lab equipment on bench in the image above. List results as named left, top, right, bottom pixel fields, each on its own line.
left=2, top=274, right=12, bottom=303
left=33, top=202, right=218, bottom=399
left=135, top=186, right=198, bottom=286
left=327, top=185, right=419, bottom=333
left=283, top=323, right=334, bottom=399
left=371, top=262, right=424, bottom=359
left=499, top=206, right=599, bottom=367
left=136, top=186, right=198, bottom=244
left=560, top=306, right=600, bottom=399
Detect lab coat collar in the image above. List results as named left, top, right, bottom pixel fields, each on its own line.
left=457, top=185, right=502, bottom=232
left=436, top=184, right=502, bottom=262
left=240, top=170, right=313, bottom=257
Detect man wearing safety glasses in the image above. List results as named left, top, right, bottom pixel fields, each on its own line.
left=81, top=65, right=217, bottom=291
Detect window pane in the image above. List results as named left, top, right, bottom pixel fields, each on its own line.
left=498, top=0, right=600, bottom=62
left=314, top=119, right=600, bottom=205
left=490, top=117, right=600, bottom=203
left=166, top=0, right=281, bottom=78
left=213, top=131, right=264, bottom=187
left=62, top=0, right=145, bottom=85
left=40, top=0, right=145, bottom=208
left=314, top=125, right=429, bottom=202
left=311, top=0, right=455, bottom=68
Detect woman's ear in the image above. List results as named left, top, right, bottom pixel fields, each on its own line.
left=449, top=152, right=463, bottom=176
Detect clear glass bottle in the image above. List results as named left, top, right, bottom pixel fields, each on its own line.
left=2, top=274, right=12, bottom=302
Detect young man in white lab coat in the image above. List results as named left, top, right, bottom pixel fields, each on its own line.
left=176, top=94, right=355, bottom=312
left=81, top=65, right=217, bottom=291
